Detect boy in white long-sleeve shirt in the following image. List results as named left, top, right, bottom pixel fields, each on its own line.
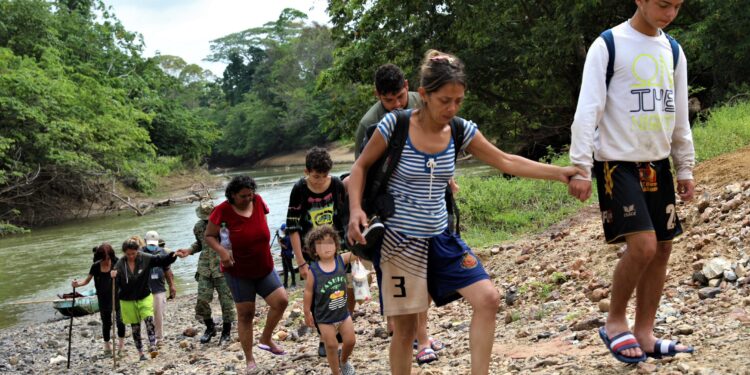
left=568, top=0, right=695, bottom=364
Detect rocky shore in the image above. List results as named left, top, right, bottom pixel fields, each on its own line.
left=1, top=148, right=749, bottom=375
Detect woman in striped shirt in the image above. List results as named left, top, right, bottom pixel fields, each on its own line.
left=347, top=49, right=582, bottom=375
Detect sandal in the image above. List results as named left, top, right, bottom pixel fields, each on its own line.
left=416, top=347, right=438, bottom=365
left=412, top=337, right=445, bottom=351
left=645, top=339, right=694, bottom=359
left=598, top=327, right=646, bottom=364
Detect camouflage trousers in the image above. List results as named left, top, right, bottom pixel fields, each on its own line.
left=195, top=275, right=236, bottom=323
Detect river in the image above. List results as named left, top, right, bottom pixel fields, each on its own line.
left=0, top=161, right=497, bottom=329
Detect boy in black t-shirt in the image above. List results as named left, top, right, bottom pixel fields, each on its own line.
left=286, top=146, right=348, bottom=357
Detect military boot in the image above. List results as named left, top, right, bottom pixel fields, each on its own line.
left=200, top=319, right=216, bottom=344
left=218, top=322, right=232, bottom=345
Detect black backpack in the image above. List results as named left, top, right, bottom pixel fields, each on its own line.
left=360, top=109, right=465, bottom=235
left=600, top=28, right=680, bottom=89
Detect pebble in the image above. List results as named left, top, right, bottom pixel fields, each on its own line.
left=675, top=324, right=694, bottom=335
left=698, top=286, right=722, bottom=299
left=598, top=299, right=610, bottom=312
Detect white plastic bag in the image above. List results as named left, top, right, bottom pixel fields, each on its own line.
left=351, top=259, right=371, bottom=303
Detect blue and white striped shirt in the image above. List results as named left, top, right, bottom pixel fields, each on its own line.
left=377, top=110, right=478, bottom=237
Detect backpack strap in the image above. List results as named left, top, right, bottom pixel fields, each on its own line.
left=601, top=28, right=680, bottom=90
left=450, top=117, right=466, bottom=161
left=665, top=32, right=680, bottom=69
left=600, top=29, right=616, bottom=89
left=362, top=109, right=410, bottom=208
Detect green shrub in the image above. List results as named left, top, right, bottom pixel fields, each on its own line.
left=692, top=100, right=750, bottom=162
left=457, top=155, right=590, bottom=247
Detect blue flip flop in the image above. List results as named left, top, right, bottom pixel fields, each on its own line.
left=598, top=327, right=647, bottom=364
left=646, top=339, right=694, bottom=359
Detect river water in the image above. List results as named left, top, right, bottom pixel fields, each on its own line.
left=0, top=161, right=497, bottom=329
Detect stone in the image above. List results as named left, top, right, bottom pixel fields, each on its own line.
left=698, top=287, right=722, bottom=299
left=504, top=311, right=514, bottom=324
left=373, top=327, right=389, bottom=339
left=515, top=255, right=530, bottom=264
left=179, top=340, right=190, bottom=349
left=637, top=362, right=658, bottom=373
left=288, top=309, right=302, bottom=319
left=8, top=356, right=18, bottom=366
left=571, top=317, right=604, bottom=331
left=692, top=272, right=709, bottom=286
left=598, top=299, right=610, bottom=312
left=724, top=270, right=738, bottom=282
left=676, top=363, right=691, bottom=373
left=675, top=324, right=694, bottom=335
left=590, top=288, right=609, bottom=302
left=708, top=278, right=722, bottom=287
left=49, top=355, right=67, bottom=365
left=490, top=247, right=501, bottom=255
left=702, top=257, right=731, bottom=279
left=87, top=320, right=100, bottom=326
left=183, top=327, right=198, bottom=337
left=276, top=330, right=288, bottom=341
left=736, top=263, right=747, bottom=278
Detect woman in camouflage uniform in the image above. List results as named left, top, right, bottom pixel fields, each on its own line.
left=177, top=200, right=236, bottom=345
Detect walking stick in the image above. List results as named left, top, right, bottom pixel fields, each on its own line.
left=66, top=286, right=75, bottom=369
left=112, top=280, right=117, bottom=369
left=270, top=232, right=279, bottom=248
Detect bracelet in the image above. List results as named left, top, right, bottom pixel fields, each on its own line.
left=298, top=262, right=308, bottom=268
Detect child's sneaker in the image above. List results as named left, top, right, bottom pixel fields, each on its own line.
left=340, top=361, right=355, bottom=375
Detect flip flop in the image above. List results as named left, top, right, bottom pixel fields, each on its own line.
left=598, top=327, right=646, bottom=364
left=645, top=339, right=695, bottom=359
left=430, top=338, right=445, bottom=351
left=416, top=347, right=438, bottom=365
left=412, top=337, right=445, bottom=351
left=257, top=343, right=286, bottom=355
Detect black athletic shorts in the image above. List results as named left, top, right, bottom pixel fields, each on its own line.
left=593, top=158, right=682, bottom=244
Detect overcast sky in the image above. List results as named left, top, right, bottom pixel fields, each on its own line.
left=104, top=0, right=330, bottom=77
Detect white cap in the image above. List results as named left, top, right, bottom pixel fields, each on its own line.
left=144, top=230, right=159, bottom=246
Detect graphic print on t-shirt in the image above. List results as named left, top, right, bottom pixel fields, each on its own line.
left=320, top=275, right=347, bottom=311
left=629, top=51, right=676, bottom=133
left=307, top=193, right=335, bottom=228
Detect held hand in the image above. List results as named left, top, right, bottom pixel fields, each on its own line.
left=559, top=166, right=587, bottom=184
left=304, top=312, right=314, bottom=328
left=174, top=249, right=190, bottom=258
left=568, top=178, right=592, bottom=202
left=677, top=179, right=695, bottom=201
left=219, top=250, right=235, bottom=268
left=71, top=280, right=78, bottom=288
left=347, top=209, right=368, bottom=246
left=298, top=264, right=309, bottom=280
left=110, top=270, right=117, bottom=279
left=448, top=178, right=460, bottom=194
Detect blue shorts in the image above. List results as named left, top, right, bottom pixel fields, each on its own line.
left=428, top=230, right=489, bottom=307
left=224, top=270, right=283, bottom=303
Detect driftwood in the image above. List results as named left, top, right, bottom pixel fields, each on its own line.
left=109, top=191, right=147, bottom=216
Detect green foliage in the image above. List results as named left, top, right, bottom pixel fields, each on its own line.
left=325, top=0, right=750, bottom=156
left=691, top=100, right=750, bottom=162
left=0, top=221, right=29, bottom=237
left=550, top=272, right=568, bottom=285
left=0, top=0, right=219, bottom=227
left=456, top=157, right=589, bottom=248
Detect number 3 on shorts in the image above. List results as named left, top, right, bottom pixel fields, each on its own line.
left=666, top=204, right=676, bottom=230
left=392, top=276, right=406, bottom=298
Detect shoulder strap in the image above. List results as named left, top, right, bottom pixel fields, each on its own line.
left=600, top=29, right=615, bottom=89
left=450, top=117, right=465, bottom=160
left=601, top=29, right=680, bottom=90
left=379, top=109, right=410, bottom=187
left=665, top=32, right=680, bottom=68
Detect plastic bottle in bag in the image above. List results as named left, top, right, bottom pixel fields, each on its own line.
left=352, top=259, right=371, bottom=303
left=219, top=222, right=232, bottom=270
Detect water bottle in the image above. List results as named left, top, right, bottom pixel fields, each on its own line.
left=219, top=222, right=232, bottom=270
